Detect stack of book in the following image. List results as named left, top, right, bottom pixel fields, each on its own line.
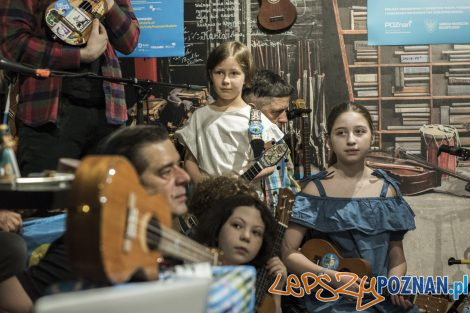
left=394, top=136, right=421, bottom=155
left=362, top=104, right=379, bottom=130
left=440, top=102, right=470, bottom=128
left=353, top=40, right=377, bottom=65
left=387, top=103, right=430, bottom=130
left=354, top=73, right=378, bottom=97
left=394, top=45, right=429, bottom=64
left=441, top=44, right=470, bottom=62
left=392, top=66, right=430, bottom=96
left=350, top=6, right=367, bottom=30
left=445, top=67, right=470, bottom=96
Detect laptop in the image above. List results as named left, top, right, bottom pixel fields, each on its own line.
left=34, top=278, right=211, bottom=313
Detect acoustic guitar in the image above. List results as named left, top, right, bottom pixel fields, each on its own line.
left=44, top=0, right=108, bottom=45
left=301, top=239, right=451, bottom=313
left=66, top=156, right=221, bottom=284
left=257, top=0, right=297, bottom=32
left=256, top=188, right=295, bottom=313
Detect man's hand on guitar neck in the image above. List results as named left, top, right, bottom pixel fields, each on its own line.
left=80, top=19, right=108, bottom=63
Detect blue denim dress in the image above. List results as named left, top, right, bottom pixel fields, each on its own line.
left=290, top=169, right=418, bottom=313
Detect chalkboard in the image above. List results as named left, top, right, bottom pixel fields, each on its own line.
left=156, top=0, right=325, bottom=94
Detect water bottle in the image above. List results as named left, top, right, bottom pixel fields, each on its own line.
left=0, top=124, right=20, bottom=180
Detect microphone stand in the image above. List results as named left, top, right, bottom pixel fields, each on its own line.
left=4, top=65, right=206, bottom=125
left=49, top=71, right=206, bottom=125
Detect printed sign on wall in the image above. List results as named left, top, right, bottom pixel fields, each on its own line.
left=368, top=0, right=470, bottom=45
left=120, top=0, right=184, bottom=57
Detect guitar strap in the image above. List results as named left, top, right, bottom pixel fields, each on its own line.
left=248, top=106, right=264, bottom=159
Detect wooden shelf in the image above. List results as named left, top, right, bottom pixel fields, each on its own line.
left=332, top=0, right=470, bottom=151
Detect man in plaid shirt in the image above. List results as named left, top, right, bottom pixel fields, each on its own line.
left=243, top=70, right=300, bottom=211
left=0, top=0, right=139, bottom=176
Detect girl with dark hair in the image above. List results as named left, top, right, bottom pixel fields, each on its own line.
left=281, top=102, right=418, bottom=312
left=194, top=194, right=287, bottom=313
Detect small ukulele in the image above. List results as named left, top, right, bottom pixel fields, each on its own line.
left=301, top=239, right=451, bottom=313
left=66, top=156, right=221, bottom=284
left=44, top=0, right=108, bottom=45
left=257, top=0, right=297, bottom=32
left=241, top=141, right=289, bottom=181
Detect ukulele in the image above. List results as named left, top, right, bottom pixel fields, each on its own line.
left=66, top=156, right=221, bottom=284
left=44, top=0, right=108, bottom=45
left=256, top=188, right=295, bottom=312
left=241, top=141, right=289, bottom=181
left=257, top=0, right=297, bottom=32
left=301, top=239, right=451, bottom=313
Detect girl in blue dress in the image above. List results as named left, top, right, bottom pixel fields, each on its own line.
left=281, top=102, right=418, bottom=313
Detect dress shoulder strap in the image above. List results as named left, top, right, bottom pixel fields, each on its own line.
left=302, top=171, right=330, bottom=197
left=373, top=169, right=403, bottom=197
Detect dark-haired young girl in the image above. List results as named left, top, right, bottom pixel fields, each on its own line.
left=194, top=194, right=287, bottom=313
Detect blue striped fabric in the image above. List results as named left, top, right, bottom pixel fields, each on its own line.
left=207, top=265, right=256, bottom=313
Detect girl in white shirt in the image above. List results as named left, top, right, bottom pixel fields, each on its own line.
left=176, top=41, right=283, bottom=183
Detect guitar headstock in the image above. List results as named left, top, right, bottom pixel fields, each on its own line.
left=274, top=188, right=295, bottom=227
left=293, top=98, right=306, bottom=110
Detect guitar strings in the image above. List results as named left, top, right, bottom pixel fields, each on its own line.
left=145, top=223, right=218, bottom=263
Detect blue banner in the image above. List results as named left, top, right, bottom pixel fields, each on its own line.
left=120, top=0, right=184, bottom=57
left=368, top=0, right=470, bottom=45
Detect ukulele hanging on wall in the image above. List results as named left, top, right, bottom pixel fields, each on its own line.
left=257, top=0, right=297, bottom=32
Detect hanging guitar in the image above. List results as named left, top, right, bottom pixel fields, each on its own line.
left=301, top=239, right=451, bottom=313
left=257, top=0, right=297, bottom=32
left=44, top=0, right=108, bottom=45
left=177, top=142, right=289, bottom=235
left=256, top=188, right=295, bottom=313
left=293, top=99, right=314, bottom=179
left=66, top=156, right=221, bottom=284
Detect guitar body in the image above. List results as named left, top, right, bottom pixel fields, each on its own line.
left=257, top=0, right=297, bottom=32
left=301, top=239, right=373, bottom=278
left=45, top=0, right=107, bottom=45
left=66, top=156, right=172, bottom=284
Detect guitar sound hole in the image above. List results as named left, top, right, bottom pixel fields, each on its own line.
left=146, top=217, right=161, bottom=251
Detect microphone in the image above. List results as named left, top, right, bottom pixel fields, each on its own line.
left=0, top=57, right=50, bottom=78
left=437, top=145, right=470, bottom=160
left=286, top=108, right=312, bottom=120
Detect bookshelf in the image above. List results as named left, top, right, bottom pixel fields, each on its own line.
left=332, top=0, right=470, bottom=155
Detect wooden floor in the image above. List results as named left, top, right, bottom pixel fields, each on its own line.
left=403, top=169, right=470, bottom=282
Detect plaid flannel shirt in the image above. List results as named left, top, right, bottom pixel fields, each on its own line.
left=0, top=0, right=139, bottom=126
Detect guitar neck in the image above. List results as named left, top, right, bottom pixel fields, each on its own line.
left=302, top=114, right=312, bottom=177
left=241, top=162, right=264, bottom=181
left=255, top=224, right=287, bottom=306
left=157, top=224, right=219, bottom=265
